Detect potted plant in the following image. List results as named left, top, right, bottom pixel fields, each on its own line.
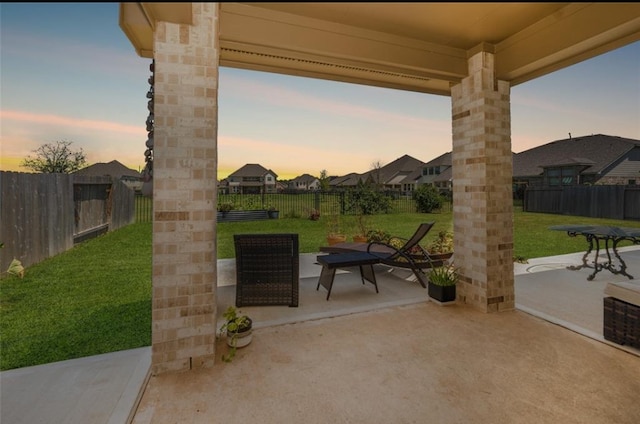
left=366, top=228, right=391, bottom=243
left=265, top=204, right=279, bottom=219
left=307, top=208, right=320, bottom=221
left=352, top=212, right=370, bottom=243
left=218, top=306, right=253, bottom=362
left=326, top=214, right=346, bottom=245
left=428, top=230, right=454, bottom=261
left=218, top=201, right=234, bottom=217
left=427, top=262, right=458, bottom=304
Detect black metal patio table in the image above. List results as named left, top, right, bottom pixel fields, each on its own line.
left=549, top=225, right=640, bottom=280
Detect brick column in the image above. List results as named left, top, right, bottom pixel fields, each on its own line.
left=151, top=3, right=219, bottom=374
left=450, top=51, right=514, bottom=313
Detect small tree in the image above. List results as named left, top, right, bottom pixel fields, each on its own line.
left=21, top=140, right=87, bottom=173
left=319, top=169, right=330, bottom=191
left=370, top=160, right=384, bottom=189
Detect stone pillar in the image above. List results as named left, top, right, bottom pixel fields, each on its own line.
left=450, top=50, right=514, bottom=313
left=151, top=3, right=219, bottom=374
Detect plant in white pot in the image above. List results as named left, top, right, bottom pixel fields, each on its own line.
left=218, top=306, right=253, bottom=362
left=427, top=262, right=458, bottom=304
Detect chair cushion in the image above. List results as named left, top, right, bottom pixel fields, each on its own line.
left=604, top=280, right=640, bottom=306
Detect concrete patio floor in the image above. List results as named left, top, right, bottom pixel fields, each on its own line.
left=2, top=247, right=639, bottom=424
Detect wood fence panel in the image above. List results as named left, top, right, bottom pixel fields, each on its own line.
left=0, top=172, right=74, bottom=272
left=525, top=185, right=638, bottom=221
left=110, top=179, right=135, bottom=230
left=73, top=176, right=112, bottom=234
left=624, top=188, right=640, bottom=220
left=525, top=188, right=562, bottom=214
left=1, top=172, right=136, bottom=272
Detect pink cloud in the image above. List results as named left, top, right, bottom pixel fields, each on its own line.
left=1, top=110, right=144, bottom=135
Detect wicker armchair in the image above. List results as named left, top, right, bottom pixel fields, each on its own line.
left=234, top=233, right=299, bottom=307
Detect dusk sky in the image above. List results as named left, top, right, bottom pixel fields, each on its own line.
left=2, top=3, right=639, bottom=180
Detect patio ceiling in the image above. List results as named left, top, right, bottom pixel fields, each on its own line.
left=120, top=2, right=640, bottom=96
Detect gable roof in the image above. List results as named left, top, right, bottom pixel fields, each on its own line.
left=73, top=160, right=140, bottom=179
left=367, top=154, right=425, bottom=183
left=513, top=134, right=640, bottom=178
left=398, top=167, right=423, bottom=185
left=228, top=163, right=278, bottom=179
left=329, top=173, right=363, bottom=187
left=290, top=173, right=318, bottom=184
left=424, top=152, right=452, bottom=167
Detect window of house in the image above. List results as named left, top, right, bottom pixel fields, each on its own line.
left=422, top=166, right=442, bottom=176
left=546, top=167, right=577, bottom=186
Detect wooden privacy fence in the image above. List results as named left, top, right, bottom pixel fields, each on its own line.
left=524, top=185, right=640, bottom=220
left=0, top=172, right=135, bottom=272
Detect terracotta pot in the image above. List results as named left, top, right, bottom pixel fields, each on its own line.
left=353, top=235, right=368, bottom=243
left=327, top=234, right=347, bottom=245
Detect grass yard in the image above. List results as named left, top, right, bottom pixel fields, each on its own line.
left=1, top=210, right=638, bottom=370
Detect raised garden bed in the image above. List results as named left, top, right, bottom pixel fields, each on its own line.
left=217, top=210, right=270, bottom=222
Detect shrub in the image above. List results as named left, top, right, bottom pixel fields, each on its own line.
left=413, top=185, right=443, bottom=213
left=344, top=183, right=393, bottom=215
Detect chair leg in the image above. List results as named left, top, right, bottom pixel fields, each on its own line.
left=413, top=269, right=429, bottom=288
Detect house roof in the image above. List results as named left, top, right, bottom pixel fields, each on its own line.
left=329, top=173, right=363, bottom=187
left=329, top=155, right=426, bottom=187
left=398, top=167, right=423, bottom=185
left=424, top=152, right=452, bottom=167
left=513, top=134, right=640, bottom=178
left=228, top=163, right=278, bottom=179
left=73, top=160, right=140, bottom=179
left=290, top=173, right=318, bottom=184
left=362, top=154, right=425, bottom=185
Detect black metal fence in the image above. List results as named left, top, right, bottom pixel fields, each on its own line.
left=133, top=190, right=453, bottom=223
left=524, top=185, right=640, bottom=220
left=135, top=194, right=153, bottom=223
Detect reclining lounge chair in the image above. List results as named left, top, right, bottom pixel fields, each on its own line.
left=319, top=222, right=452, bottom=288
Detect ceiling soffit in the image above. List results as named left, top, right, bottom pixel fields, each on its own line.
left=120, top=3, right=640, bottom=96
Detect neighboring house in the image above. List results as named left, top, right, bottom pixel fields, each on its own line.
left=288, top=173, right=321, bottom=191
left=418, top=152, right=453, bottom=193
left=513, top=134, right=640, bottom=189
left=397, top=167, right=423, bottom=194
left=366, top=154, right=426, bottom=191
left=328, top=173, right=365, bottom=189
left=226, top=164, right=278, bottom=194
left=329, top=154, right=426, bottom=192
left=217, top=178, right=229, bottom=195
left=73, top=160, right=142, bottom=191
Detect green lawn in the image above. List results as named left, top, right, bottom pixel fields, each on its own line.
left=1, top=210, right=637, bottom=370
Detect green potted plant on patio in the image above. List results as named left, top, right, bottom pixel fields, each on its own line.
left=427, top=262, right=458, bottom=304
left=218, top=306, right=253, bottom=362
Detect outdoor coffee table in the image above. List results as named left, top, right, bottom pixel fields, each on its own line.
left=316, top=252, right=380, bottom=300
left=549, top=225, right=640, bottom=280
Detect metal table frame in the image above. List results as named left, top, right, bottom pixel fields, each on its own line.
left=550, top=225, right=640, bottom=280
